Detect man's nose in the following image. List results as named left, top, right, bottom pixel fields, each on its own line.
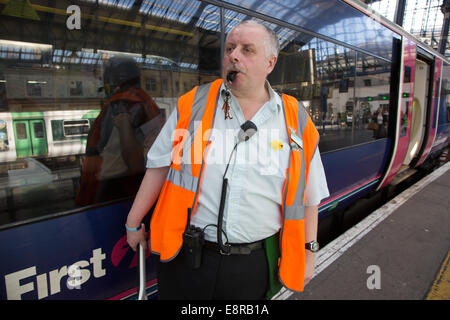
left=229, top=48, right=239, bottom=62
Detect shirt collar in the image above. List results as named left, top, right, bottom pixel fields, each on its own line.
left=219, top=80, right=281, bottom=113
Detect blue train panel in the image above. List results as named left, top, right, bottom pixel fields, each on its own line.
left=0, top=202, right=157, bottom=300
left=319, top=138, right=392, bottom=217
left=431, top=75, right=450, bottom=153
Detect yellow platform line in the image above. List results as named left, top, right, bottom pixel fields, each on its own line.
left=426, top=251, right=450, bottom=300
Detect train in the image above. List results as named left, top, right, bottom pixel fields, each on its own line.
left=0, top=0, right=449, bottom=300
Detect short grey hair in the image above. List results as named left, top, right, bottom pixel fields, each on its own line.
left=228, top=20, right=280, bottom=58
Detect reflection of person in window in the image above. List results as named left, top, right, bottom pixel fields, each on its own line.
left=374, top=107, right=386, bottom=139
left=76, top=57, right=163, bottom=205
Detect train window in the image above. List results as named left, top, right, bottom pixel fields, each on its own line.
left=354, top=53, right=392, bottom=142
left=400, top=66, right=413, bottom=137
left=15, top=123, right=27, bottom=140
left=268, top=30, right=361, bottom=152
left=404, top=66, right=412, bottom=83
left=0, top=0, right=221, bottom=225
left=51, top=118, right=91, bottom=141
left=63, top=120, right=90, bottom=137
left=51, top=120, right=65, bottom=141
left=33, top=122, right=44, bottom=139
left=224, top=0, right=398, bottom=61
left=266, top=21, right=395, bottom=152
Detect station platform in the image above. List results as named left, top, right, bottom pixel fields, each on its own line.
left=275, top=161, right=450, bottom=300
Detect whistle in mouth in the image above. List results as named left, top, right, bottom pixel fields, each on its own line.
left=227, top=71, right=237, bottom=83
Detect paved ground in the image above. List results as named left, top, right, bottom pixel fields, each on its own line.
left=289, top=163, right=450, bottom=300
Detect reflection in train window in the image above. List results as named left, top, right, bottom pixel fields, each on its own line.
left=145, top=78, right=157, bottom=92
left=69, top=81, right=83, bottom=96
left=63, top=120, right=90, bottom=137
left=15, top=123, right=27, bottom=140
left=355, top=54, right=391, bottom=141
left=0, top=0, right=401, bottom=225
left=267, top=31, right=358, bottom=152
left=0, top=0, right=221, bottom=225
left=33, top=122, right=44, bottom=139
left=267, top=25, right=394, bottom=153
left=26, top=80, right=45, bottom=96
left=51, top=120, right=65, bottom=141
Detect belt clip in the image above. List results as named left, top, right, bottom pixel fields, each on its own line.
left=220, top=244, right=231, bottom=256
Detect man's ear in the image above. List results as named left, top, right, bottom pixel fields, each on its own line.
left=266, top=55, right=277, bottom=75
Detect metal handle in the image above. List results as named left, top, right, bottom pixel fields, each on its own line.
left=137, top=243, right=148, bottom=300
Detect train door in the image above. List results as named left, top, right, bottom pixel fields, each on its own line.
left=403, top=58, right=431, bottom=165
left=13, top=119, right=48, bottom=158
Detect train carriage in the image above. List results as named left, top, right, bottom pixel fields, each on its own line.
left=0, top=0, right=449, bottom=300
left=0, top=110, right=100, bottom=162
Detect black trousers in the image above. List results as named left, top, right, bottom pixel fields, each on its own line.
left=157, top=244, right=269, bottom=300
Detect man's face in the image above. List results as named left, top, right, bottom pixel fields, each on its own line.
left=222, top=24, right=277, bottom=94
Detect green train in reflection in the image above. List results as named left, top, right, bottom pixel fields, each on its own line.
left=0, top=110, right=100, bottom=162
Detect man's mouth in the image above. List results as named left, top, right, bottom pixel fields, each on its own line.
left=227, top=71, right=238, bottom=83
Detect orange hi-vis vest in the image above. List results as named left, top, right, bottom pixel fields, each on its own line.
left=150, top=79, right=319, bottom=292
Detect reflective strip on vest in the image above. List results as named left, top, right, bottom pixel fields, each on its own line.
left=279, top=94, right=319, bottom=293
left=166, top=165, right=198, bottom=193
left=297, top=101, right=308, bottom=134
left=282, top=94, right=312, bottom=212
left=284, top=148, right=306, bottom=220
left=187, top=82, right=212, bottom=142
left=285, top=104, right=310, bottom=212
left=149, top=79, right=223, bottom=262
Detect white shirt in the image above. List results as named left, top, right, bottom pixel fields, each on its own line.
left=147, top=82, right=329, bottom=243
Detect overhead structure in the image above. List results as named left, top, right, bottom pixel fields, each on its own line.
left=367, top=0, right=450, bottom=57
left=439, top=0, right=450, bottom=54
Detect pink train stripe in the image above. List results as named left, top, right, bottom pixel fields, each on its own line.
left=108, top=279, right=157, bottom=300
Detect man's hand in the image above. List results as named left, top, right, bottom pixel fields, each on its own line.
left=112, top=112, right=132, bottom=129
left=304, top=251, right=316, bottom=286
left=126, top=223, right=147, bottom=252
left=125, top=167, right=169, bottom=252
left=304, top=205, right=318, bottom=286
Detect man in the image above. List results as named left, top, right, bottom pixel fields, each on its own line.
left=126, top=20, right=329, bottom=299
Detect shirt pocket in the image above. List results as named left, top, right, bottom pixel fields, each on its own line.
left=256, top=136, right=291, bottom=179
